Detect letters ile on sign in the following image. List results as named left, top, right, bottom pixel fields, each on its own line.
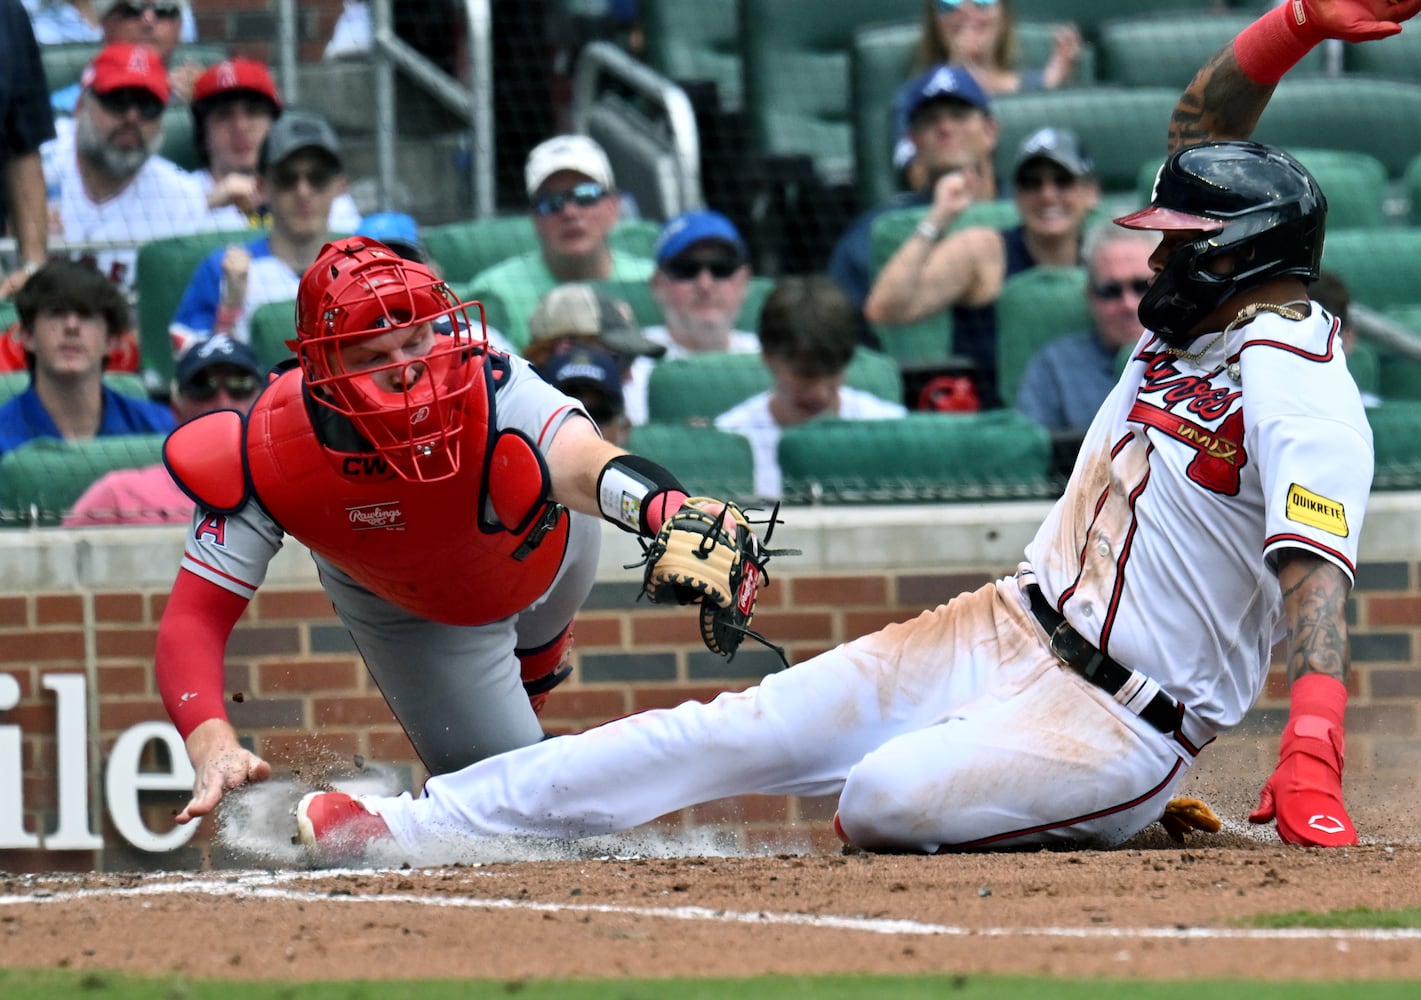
left=0, top=672, right=198, bottom=854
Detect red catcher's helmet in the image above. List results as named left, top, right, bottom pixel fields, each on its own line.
left=289, top=238, right=488, bottom=482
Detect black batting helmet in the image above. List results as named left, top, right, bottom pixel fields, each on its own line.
left=1115, top=141, right=1326, bottom=346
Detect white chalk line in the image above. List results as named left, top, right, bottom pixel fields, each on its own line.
left=3, top=870, right=1421, bottom=943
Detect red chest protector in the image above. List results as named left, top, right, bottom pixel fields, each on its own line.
left=167, top=364, right=569, bottom=626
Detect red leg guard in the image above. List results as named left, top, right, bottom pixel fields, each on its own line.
left=517, top=625, right=574, bottom=716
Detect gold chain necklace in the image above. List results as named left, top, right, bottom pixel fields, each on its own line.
left=1165, top=301, right=1308, bottom=364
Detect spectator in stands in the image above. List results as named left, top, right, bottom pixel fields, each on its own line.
left=910, top=0, right=1081, bottom=93
left=716, top=276, right=906, bottom=500
left=356, top=211, right=430, bottom=265
left=1014, top=224, right=1157, bottom=435
left=525, top=282, right=664, bottom=373
left=41, top=42, right=215, bottom=290
left=0, top=260, right=173, bottom=461
left=865, top=126, right=1098, bottom=409
left=467, top=134, right=654, bottom=352
left=1, top=0, right=55, bottom=300
left=171, top=110, right=351, bottom=347
left=1310, top=269, right=1379, bottom=409
left=539, top=345, right=630, bottom=447
left=624, top=209, right=759, bottom=426
left=190, top=58, right=363, bottom=233
left=828, top=65, right=998, bottom=338
left=62, top=333, right=261, bottom=525
left=26, top=0, right=196, bottom=45
left=49, top=2, right=201, bottom=114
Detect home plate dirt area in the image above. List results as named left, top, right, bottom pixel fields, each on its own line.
left=3, top=837, right=1420, bottom=983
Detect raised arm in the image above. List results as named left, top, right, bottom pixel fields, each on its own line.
left=1169, top=0, right=1421, bottom=154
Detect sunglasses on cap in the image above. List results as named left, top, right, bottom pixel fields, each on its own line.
left=93, top=87, right=164, bottom=121
left=110, top=1, right=183, bottom=19
left=933, top=0, right=997, bottom=11
left=183, top=371, right=260, bottom=402
left=272, top=163, right=338, bottom=192
left=1090, top=278, right=1152, bottom=301
left=531, top=181, right=609, bottom=217
left=661, top=257, right=743, bottom=282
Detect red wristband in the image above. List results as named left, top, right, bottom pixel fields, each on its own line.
left=644, top=489, right=690, bottom=535
left=1288, top=672, right=1347, bottom=729
left=1233, top=1, right=1326, bottom=85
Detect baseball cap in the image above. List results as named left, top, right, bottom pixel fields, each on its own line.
left=542, top=347, right=626, bottom=418
left=902, top=65, right=991, bottom=126
left=527, top=284, right=666, bottom=359
left=525, top=135, right=615, bottom=198
left=258, top=109, right=342, bottom=173
left=191, top=58, right=282, bottom=113
left=356, top=212, right=429, bottom=264
left=175, top=334, right=262, bottom=393
left=81, top=43, right=169, bottom=104
left=1013, top=127, right=1095, bottom=179
left=653, top=210, right=747, bottom=265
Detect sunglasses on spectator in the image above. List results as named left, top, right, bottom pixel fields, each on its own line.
left=110, top=2, right=183, bottom=20
left=934, top=0, right=998, bottom=12
left=184, top=372, right=260, bottom=402
left=1015, top=168, right=1079, bottom=193
left=661, top=257, right=743, bottom=282
left=93, top=87, right=164, bottom=121
left=272, top=164, right=338, bottom=192
left=532, top=182, right=609, bottom=217
left=1090, top=278, right=1152, bottom=301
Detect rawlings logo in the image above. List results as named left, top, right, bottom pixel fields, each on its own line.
left=409, top=405, right=431, bottom=425
left=736, top=566, right=758, bottom=616
left=347, top=502, right=405, bottom=530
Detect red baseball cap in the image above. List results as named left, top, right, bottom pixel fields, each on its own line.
left=192, top=58, right=282, bottom=111
left=81, top=43, right=169, bottom=104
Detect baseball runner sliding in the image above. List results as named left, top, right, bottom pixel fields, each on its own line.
left=289, top=0, right=1414, bottom=862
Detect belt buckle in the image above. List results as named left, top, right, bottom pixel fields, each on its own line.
left=1047, top=619, right=1076, bottom=666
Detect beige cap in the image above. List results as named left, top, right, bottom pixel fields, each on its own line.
left=524, top=135, right=615, bottom=198
left=527, top=285, right=665, bottom=360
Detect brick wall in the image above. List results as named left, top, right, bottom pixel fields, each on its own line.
left=2, top=498, right=1418, bottom=871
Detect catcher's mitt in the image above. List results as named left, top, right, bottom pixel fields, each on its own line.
left=638, top=498, right=792, bottom=659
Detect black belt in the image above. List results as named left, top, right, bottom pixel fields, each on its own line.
left=1025, top=584, right=1183, bottom=735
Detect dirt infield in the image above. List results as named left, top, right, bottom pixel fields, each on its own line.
left=3, top=837, right=1420, bottom=983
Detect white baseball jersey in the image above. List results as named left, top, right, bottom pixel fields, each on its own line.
left=1027, top=304, right=1371, bottom=733
left=42, top=118, right=218, bottom=289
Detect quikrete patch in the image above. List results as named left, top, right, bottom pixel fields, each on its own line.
left=1286, top=484, right=1348, bottom=536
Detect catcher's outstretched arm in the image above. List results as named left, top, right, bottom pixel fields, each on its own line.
left=1169, top=0, right=1421, bottom=154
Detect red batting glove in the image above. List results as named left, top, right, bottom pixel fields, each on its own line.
left=1248, top=674, right=1357, bottom=846
left=1235, top=0, right=1421, bottom=84
left=1296, top=0, right=1421, bottom=43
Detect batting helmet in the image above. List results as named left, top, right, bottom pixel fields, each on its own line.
left=1114, top=140, right=1326, bottom=346
left=290, top=238, right=487, bottom=483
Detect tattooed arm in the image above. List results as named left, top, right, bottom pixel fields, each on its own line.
left=1247, top=549, right=1357, bottom=845
left=1169, top=0, right=1421, bottom=154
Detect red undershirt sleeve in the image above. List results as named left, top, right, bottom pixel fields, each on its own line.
left=156, top=568, right=250, bottom=739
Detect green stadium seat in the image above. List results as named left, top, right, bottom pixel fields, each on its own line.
left=246, top=300, right=297, bottom=373
left=1011, top=2, right=1215, bottom=42
left=626, top=423, right=757, bottom=503
left=1096, top=14, right=1324, bottom=90
left=0, top=435, right=166, bottom=527
left=1365, top=400, right=1421, bottom=489
left=1135, top=147, right=1389, bottom=231
left=1345, top=338, right=1381, bottom=401
left=1253, top=77, right=1421, bottom=178
left=1405, top=154, right=1421, bottom=226
left=1343, top=28, right=1421, bottom=82
left=869, top=201, right=1023, bottom=277
left=643, top=0, right=744, bottom=110
left=0, top=371, right=151, bottom=406
left=995, top=266, right=1091, bottom=408
left=135, top=229, right=262, bottom=382
left=740, top=0, right=920, bottom=184
left=777, top=410, right=1054, bottom=504
left=0, top=299, right=15, bottom=333
left=1016, top=20, right=1097, bottom=86
left=39, top=42, right=100, bottom=92
left=157, top=106, right=200, bottom=171
left=424, top=218, right=662, bottom=288
left=1322, top=228, right=1421, bottom=313
left=1373, top=305, right=1421, bottom=401
left=990, top=87, right=1178, bottom=194
left=646, top=348, right=903, bottom=424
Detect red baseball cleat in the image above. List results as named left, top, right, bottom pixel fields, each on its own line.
left=295, top=791, right=392, bottom=863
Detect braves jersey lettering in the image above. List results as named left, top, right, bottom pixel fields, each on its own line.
left=1286, top=484, right=1348, bottom=536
